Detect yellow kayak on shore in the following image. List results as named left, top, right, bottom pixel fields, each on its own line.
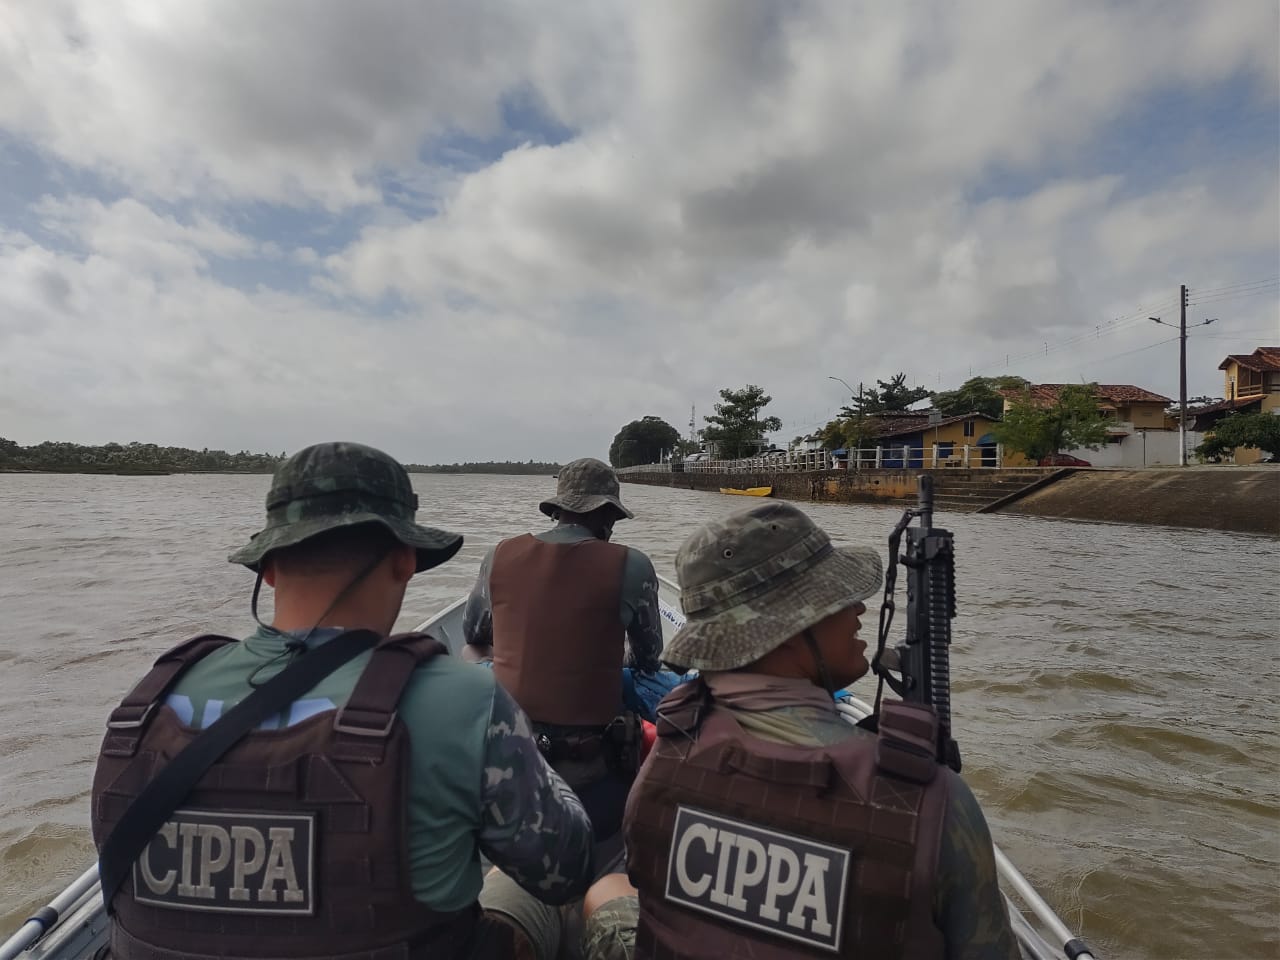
left=719, top=485, right=773, bottom=497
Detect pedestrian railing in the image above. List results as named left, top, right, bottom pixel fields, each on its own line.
left=615, top=444, right=1007, bottom=475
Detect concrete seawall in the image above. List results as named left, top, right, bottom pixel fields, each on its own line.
left=1000, top=467, right=1279, bottom=535
left=620, top=466, right=1280, bottom=535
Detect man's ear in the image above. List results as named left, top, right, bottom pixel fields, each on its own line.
left=390, top=543, right=417, bottom=583
left=261, top=561, right=277, bottom=588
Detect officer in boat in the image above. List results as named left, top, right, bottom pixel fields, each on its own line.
left=580, top=501, right=1020, bottom=960
left=90, top=442, right=594, bottom=960
left=463, top=457, right=665, bottom=839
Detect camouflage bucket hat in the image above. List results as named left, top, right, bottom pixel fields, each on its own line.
left=539, top=457, right=635, bottom=520
left=228, top=442, right=463, bottom=573
left=662, top=501, right=882, bottom=672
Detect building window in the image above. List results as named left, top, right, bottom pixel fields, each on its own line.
left=963, top=419, right=975, bottom=437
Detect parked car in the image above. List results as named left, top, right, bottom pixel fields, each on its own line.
left=1039, top=453, right=1092, bottom=467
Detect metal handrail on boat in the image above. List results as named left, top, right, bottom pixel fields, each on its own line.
left=0, top=864, right=100, bottom=960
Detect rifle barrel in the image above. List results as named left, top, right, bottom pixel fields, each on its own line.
left=917, top=473, right=934, bottom=529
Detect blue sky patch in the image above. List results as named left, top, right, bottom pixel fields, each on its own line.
left=966, top=72, right=1279, bottom=207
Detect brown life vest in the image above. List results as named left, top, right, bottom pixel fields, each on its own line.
left=90, top=632, right=484, bottom=960
left=623, top=680, right=950, bottom=960
left=489, top=534, right=628, bottom=726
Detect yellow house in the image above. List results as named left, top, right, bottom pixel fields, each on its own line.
left=995, top=383, right=1174, bottom=466
left=1200, top=347, right=1280, bottom=464
left=999, top=383, right=1172, bottom=430
left=864, top=411, right=1005, bottom=468
left=1220, top=347, right=1280, bottom=410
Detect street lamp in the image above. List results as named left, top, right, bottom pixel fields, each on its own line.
left=828, top=375, right=867, bottom=468
left=827, top=375, right=857, bottom=396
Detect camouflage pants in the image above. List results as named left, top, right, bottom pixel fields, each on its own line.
left=581, top=895, right=638, bottom=960
left=479, top=867, right=563, bottom=960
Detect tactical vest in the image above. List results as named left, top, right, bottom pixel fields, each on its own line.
left=91, top=632, right=483, bottom=960
left=490, top=534, right=628, bottom=726
left=624, top=680, right=950, bottom=960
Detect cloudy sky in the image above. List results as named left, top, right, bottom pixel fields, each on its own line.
left=2, top=1, right=1277, bottom=463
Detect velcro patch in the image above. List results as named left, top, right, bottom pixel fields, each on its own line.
left=664, top=805, right=850, bottom=953
left=132, top=808, right=315, bottom=915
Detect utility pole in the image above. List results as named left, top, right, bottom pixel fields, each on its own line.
left=1179, top=283, right=1187, bottom=466
left=1151, top=286, right=1215, bottom=467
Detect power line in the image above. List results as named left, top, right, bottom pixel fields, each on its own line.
left=1187, top=285, right=1279, bottom=308
left=1187, top=276, right=1279, bottom=296
left=1079, top=334, right=1181, bottom=363
left=1195, top=330, right=1277, bottom=340
left=929, top=297, right=1180, bottom=385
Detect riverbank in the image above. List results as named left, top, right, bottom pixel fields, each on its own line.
left=1001, top=466, right=1279, bottom=534
left=0, top=466, right=174, bottom=475
left=620, top=466, right=1280, bottom=535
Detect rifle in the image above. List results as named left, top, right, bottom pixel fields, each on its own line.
left=868, top=474, right=962, bottom=772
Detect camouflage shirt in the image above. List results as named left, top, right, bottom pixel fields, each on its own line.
left=164, top=626, right=594, bottom=910
left=462, top=523, right=663, bottom=673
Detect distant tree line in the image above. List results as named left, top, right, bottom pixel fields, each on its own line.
left=0, top=438, right=285, bottom=474
left=404, top=460, right=563, bottom=475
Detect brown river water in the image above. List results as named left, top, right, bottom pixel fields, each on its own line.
left=1, top=472, right=1277, bottom=958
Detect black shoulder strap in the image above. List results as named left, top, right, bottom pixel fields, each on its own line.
left=97, top=628, right=382, bottom=912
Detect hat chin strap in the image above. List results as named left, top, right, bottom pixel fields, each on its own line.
left=802, top=628, right=837, bottom=695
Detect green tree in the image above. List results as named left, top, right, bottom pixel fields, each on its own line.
left=993, top=384, right=1110, bottom=462
left=1195, top=412, right=1280, bottom=461
left=701, top=385, right=782, bottom=460
left=933, top=375, right=1029, bottom=419
left=609, top=416, right=682, bottom=467
left=817, top=415, right=876, bottom=454
left=818, top=418, right=848, bottom=451
left=838, top=372, right=931, bottom=416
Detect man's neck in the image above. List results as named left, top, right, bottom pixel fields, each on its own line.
left=555, top=520, right=603, bottom=539
left=270, top=598, right=395, bottom=636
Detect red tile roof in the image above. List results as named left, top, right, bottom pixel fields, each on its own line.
left=997, top=383, right=1172, bottom=404
left=1188, top=396, right=1264, bottom=416
left=1219, top=347, right=1280, bottom=373
left=866, top=411, right=998, bottom=439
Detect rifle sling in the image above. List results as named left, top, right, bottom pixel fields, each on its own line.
left=97, top=629, right=381, bottom=911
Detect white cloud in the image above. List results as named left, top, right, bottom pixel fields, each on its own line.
left=0, top=1, right=1276, bottom=460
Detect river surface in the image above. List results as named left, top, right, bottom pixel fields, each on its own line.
left=1, top=472, right=1277, bottom=958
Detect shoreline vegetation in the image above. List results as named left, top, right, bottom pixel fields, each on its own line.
left=0, top=439, right=561, bottom=476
